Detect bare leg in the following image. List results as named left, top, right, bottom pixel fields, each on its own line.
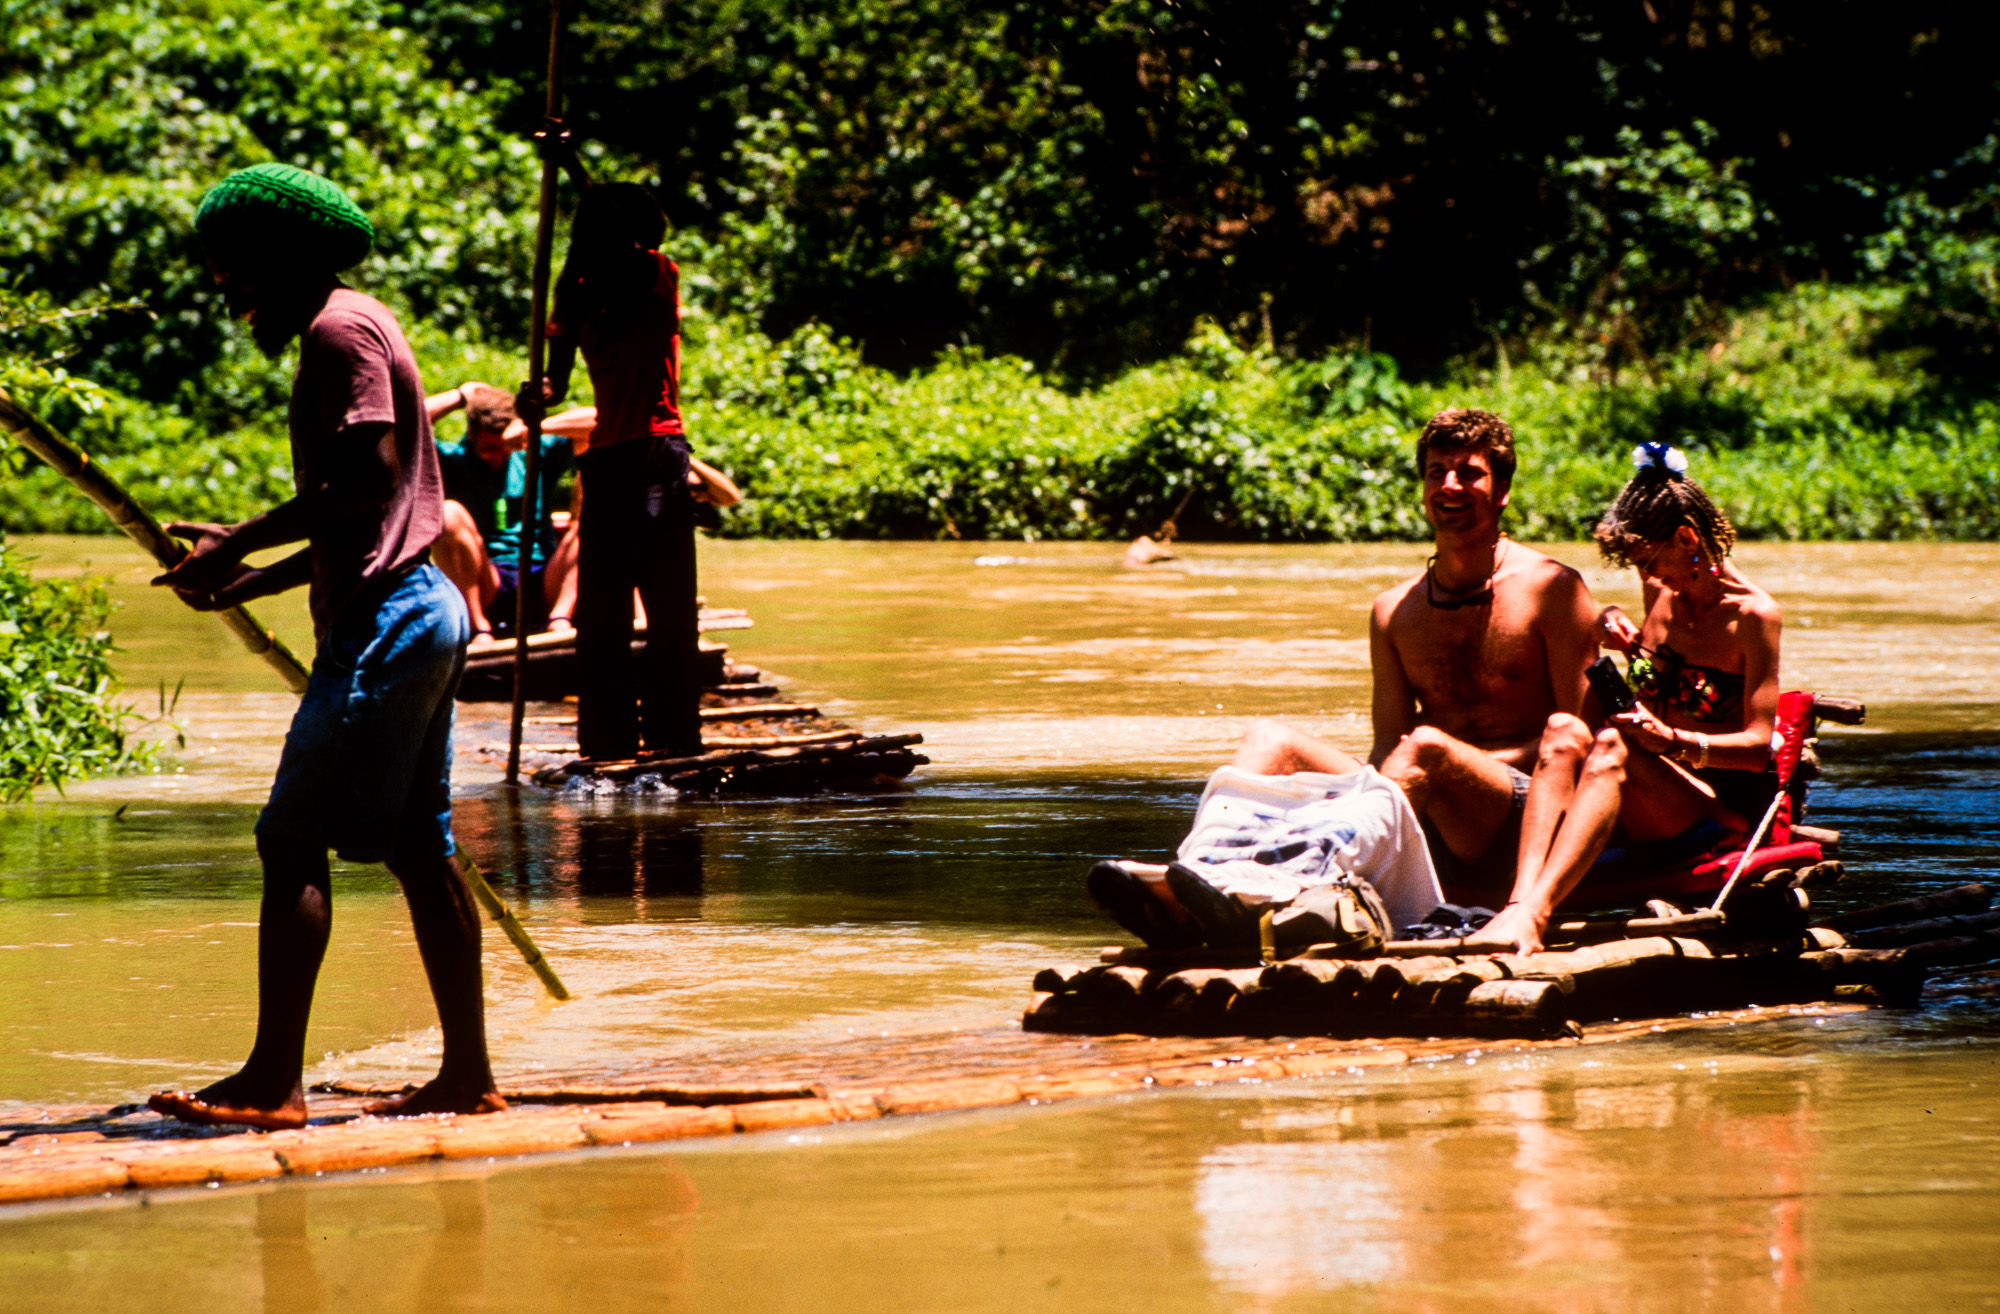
left=148, top=834, right=330, bottom=1129
left=1513, top=714, right=1594, bottom=890
left=367, top=844, right=504, bottom=1116
left=433, top=501, right=500, bottom=635
left=543, top=518, right=579, bottom=631
left=1228, top=717, right=1367, bottom=775
left=1470, top=728, right=1626, bottom=953
left=1377, top=725, right=1520, bottom=866
left=1474, top=730, right=1741, bottom=953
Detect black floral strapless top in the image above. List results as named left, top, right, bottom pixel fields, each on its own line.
left=1628, top=643, right=1745, bottom=725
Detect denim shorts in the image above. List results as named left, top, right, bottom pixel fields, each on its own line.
left=257, top=563, right=470, bottom=863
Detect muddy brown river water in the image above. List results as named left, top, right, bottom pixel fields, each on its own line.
left=1, top=536, right=1997, bottom=1310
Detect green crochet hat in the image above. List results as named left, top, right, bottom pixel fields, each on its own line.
left=195, top=164, right=373, bottom=270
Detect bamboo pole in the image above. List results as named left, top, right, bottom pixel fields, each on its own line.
left=0, top=388, right=569, bottom=1001
left=1709, top=786, right=1789, bottom=911
left=509, top=0, right=575, bottom=784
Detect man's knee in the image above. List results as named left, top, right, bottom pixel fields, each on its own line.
left=255, top=832, right=330, bottom=889
left=1396, top=724, right=1462, bottom=771
left=1237, top=717, right=1293, bottom=754
left=1538, top=713, right=1593, bottom=766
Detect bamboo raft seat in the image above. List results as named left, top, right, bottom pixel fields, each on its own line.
left=0, top=996, right=1901, bottom=1210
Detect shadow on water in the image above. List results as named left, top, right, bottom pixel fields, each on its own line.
left=437, top=730, right=2000, bottom=935
left=448, top=775, right=1209, bottom=936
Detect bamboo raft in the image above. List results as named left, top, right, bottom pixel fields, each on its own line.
left=0, top=996, right=1914, bottom=1210
left=1023, top=880, right=2000, bottom=1040
left=461, top=607, right=930, bottom=796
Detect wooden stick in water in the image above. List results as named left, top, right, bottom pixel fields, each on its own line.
left=0, top=389, right=570, bottom=1001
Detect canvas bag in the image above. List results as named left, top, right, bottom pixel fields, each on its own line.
left=1175, top=764, right=1443, bottom=935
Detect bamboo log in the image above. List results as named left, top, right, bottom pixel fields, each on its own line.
left=1814, top=883, right=1993, bottom=934
left=1791, top=826, right=1843, bottom=855
left=1897, top=933, right=2000, bottom=970
left=1844, top=908, right=2000, bottom=949
left=699, top=702, right=820, bottom=721
left=1455, top=980, right=1577, bottom=1035
left=1071, top=965, right=1149, bottom=1007
left=1796, top=947, right=1926, bottom=1004
left=0, top=390, right=568, bottom=1000
left=1794, top=860, right=1845, bottom=889
left=700, top=729, right=858, bottom=751
left=567, top=732, right=924, bottom=782
left=1814, top=697, right=1867, bottom=725
left=1377, top=908, right=1728, bottom=958
left=1031, top=965, right=1093, bottom=994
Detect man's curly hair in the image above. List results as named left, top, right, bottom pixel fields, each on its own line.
left=1415, top=409, right=1516, bottom=487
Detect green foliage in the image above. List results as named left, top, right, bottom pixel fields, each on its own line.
left=1861, top=135, right=2000, bottom=379
left=0, top=542, right=154, bottom=800
left=1, top=0, right=536, bottom=427
left=680, top=282, right=2000, bottom=545
left=1532, top=122, right=1771, bottom=372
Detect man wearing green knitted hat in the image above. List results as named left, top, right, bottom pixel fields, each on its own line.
left=148, top=164, right=502, bottom=1128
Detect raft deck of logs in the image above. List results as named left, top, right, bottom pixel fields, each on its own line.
left=1024, top=876, right=2000, bottom=1041
left=0, top=996, right=1913, bottom=1210
left=462, top=604, right=928, bottom=795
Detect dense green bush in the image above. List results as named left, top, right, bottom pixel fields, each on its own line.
left=664, top=282, right=2000, bottom=544
left=0, top=543, right=153, bottom=800
left=8, top=281, right=1994, bottom=545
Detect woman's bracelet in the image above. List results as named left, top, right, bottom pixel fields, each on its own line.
left=1670, top=730, right=1711, bottom=770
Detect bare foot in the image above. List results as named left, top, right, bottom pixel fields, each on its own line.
left=149, top=1075, right=308, bottom=1131
left=1454, top=903, right=1547, bottom=956
left=365, top=1079, right=507, bottom=1118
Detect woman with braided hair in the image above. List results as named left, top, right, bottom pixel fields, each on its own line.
left=1465, top=442, right=1784, bottom=954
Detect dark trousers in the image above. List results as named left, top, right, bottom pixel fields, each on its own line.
left=575, top=439, right=703, bottom=761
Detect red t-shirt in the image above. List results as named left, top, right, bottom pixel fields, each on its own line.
left=555, top=251, right=684, bottom=451
left=288, top=288, right=444, bottom=634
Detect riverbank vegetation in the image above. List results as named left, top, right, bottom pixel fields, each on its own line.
left=6, top=0, right=2000, bottom=544
left=0, top=542, right=156, bottom=799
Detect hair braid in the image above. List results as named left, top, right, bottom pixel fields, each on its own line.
left=1593, top=465, right=1736, bottom=569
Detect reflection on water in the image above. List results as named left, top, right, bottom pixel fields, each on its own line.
left=4, top=1027, right=1997, bottom=1311
left=3, top=537, right=1998, bottom=1306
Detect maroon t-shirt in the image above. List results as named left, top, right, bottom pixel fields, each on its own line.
left=549, top=251, right=685, bottom=450
left=289, top=288, right=443, bottom=634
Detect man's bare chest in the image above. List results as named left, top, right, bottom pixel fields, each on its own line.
left=1396, top=607, right=1546, bottom=705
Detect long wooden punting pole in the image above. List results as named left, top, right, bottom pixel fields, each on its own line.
left=0, top=389, right=571, bottom=1001
left=508, top=0, right=574, bottom=784
left=1709, top=786, right=1788, bottom=913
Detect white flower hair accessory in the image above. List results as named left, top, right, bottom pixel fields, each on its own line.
left=1632, top=441, right=1689, bottom=476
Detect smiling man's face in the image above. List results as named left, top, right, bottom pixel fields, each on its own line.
left=1421, top=447, right=1509, bottom=536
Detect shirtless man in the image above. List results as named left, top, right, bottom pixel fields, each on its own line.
left=1229, top=408, right=1600, bottom=894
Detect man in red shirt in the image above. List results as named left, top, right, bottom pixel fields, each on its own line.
left=527, top=183, right=705, bottom=761
left=147, top=165, right=501, bottom=1128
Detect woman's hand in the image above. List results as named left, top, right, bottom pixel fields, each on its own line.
left=1598, top=605, right=1641, bottom=653
left=1610, top=706, right=1681, bottom=757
